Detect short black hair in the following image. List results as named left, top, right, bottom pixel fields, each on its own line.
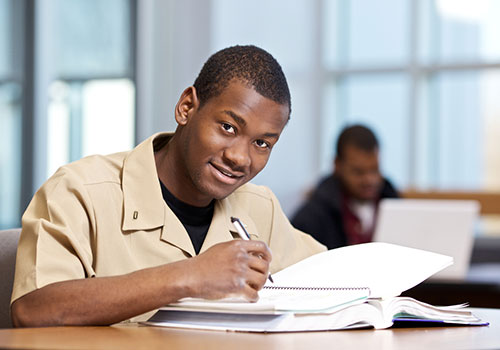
left=336, top=124, right=379, bottom=159
left=193, top=45, right=291, bottom=116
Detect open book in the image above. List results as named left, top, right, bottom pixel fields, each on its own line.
left=144, top=243, right=487, bottom=332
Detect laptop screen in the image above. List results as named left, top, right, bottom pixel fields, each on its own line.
left=373, top=199, right=480, bottom=281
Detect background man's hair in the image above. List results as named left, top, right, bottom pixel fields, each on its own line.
left=193, top=45, right=291, bottom=115
left=336, top=124, right=379, bottom=159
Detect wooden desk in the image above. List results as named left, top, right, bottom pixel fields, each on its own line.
left=402, top=190, right=500, bottom=215
left=0, top=308, right=498, bottom=350
left=403, top=263, right=500, bottom=308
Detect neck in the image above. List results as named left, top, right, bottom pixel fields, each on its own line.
left=154, top=135, right=213, bottom=207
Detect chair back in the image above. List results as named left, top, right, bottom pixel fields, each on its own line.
left=0, top=228, right=21, bottom=328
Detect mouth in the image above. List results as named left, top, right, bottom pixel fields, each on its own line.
left=209, top=162, right=245, bottom=184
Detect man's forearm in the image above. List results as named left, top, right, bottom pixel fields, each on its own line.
left=11, top=260, right=191, bottom=327
left=11, top=240, right=271, bottom=327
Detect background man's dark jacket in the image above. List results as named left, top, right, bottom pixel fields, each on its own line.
left=291, top=175, right=399, bottom=249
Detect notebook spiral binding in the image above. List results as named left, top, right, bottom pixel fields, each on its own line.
left=263, top=286, right=370, bottom=292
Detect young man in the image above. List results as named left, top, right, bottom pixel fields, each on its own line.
left=11, top=45, right=325, bottom=327
left=291, top=125, right=398, bottom=249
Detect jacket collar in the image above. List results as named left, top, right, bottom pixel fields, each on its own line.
left=198, top=198, right=260, bottom=255
left=122, top=132, right=170, bottom=231
left=121, top=132, right=260, bottom=257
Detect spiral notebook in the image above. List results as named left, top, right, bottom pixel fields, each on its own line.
left=143, top=243, right=484, bottom=332
left=162, top=285, right=370, bottom=314
left=145, top=286, right=371, bottom=332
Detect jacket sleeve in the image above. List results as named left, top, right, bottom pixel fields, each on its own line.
left=259, top=188, right=326, bottom=273
left=12, top=167, right=96, bottom=304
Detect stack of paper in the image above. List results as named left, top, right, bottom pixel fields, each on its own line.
left=144, top=243, right=487, bottom=332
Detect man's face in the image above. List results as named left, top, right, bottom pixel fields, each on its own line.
left=334, top=145, right=382, bottom=201
left=175, top=81, right=289, bottom=206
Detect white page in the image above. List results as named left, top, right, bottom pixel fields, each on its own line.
left=267, top=242, right=453, bottom=298
left=167, top=287, right=369, bottom=314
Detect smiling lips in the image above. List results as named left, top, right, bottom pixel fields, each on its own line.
left=209, top=162, right=245, bottom=184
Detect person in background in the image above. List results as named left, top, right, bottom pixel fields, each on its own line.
left=11, top=45, right=325, bottom=327
left=291, top=124, right=398, bottom=249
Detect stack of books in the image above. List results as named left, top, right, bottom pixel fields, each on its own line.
left=143, top=242, right=487, bottom=332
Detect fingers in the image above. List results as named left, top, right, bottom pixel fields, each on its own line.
left=241, top=283, right=260, bottom=302
left=231, top=240, right=271, bottom=280
left=186, top=240, right=272, bottom=301
left=225, top=283, right=260, bottom=302
left=233, top=241, right=270, bottom=295
left=242, top=240, right=273, bottom=263
left=245, top=253, right=270, bottom=276
left=231, top=268, right=266, bottom=302
left=245, top=266, right=268, bottom=291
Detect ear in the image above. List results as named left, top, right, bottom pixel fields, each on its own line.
left=174, top=86, right=200, bottom=126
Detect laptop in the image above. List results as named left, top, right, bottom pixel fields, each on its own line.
left=373, top=198, right=480, bottom=281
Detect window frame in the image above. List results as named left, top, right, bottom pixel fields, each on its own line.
left=323, top=0, right=500, bottom=192
left=0, top=0, right=137, bottom=229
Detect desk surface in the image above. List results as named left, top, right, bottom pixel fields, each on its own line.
left=0, top=308, right=498, bottom=350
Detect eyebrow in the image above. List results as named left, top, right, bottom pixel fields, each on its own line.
left=222, top=110, right=280, bottom=139
left=223, top=110, right=246, bottom=126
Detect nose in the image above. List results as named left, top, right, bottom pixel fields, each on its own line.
left=223, top=140, right=251, bottom=170
left=362, top=170, right=381, bottom=186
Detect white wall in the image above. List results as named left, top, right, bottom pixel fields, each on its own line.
left=136, top=0, right=213, bottom=143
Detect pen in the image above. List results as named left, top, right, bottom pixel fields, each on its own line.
left=230, top=216, right=274, bottom=283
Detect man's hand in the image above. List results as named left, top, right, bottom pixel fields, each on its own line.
left=184, top=240, right=272, bottom=301
left=11, top=240, right=272, bottom=327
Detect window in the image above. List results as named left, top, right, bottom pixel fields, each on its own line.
left=0, top=0, right=23, bottom=229
left=207, top=0, right=500, bottom=218
left=39, top=0, right=136, bottom=178
left=323, top=0, right=500, bottom=192
left=0, top=0, right=135, bottom=229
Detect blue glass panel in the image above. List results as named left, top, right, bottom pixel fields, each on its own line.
left=421, top=0, right=500, bottom=63
left=422, top=71, right=500, bottom=190
left=0, top=83, right=22, bottom=229
left=338, top=74, right=410, bottom=189
left=49, top=0, right=131, bottom=77
left=0, top=0, right=12, bottom=76
left=343, top=0, right=410, bottom=66
left=211, top=0, right=315, bottom=72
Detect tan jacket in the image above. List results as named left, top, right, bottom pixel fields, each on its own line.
left=12, top=133, right=326, bottom=319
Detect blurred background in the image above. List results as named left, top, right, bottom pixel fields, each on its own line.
left=1, top=0, right=500, bottom=233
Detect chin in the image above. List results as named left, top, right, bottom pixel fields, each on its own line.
left=353, top=191, right=377, bottom=201
left=199, top=183, right=240, bottom=201
left=362, top=194, right=378, bottom=201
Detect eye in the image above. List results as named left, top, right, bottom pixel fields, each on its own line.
left=255, top=139, right=270, bottom=149
left=221, top=122, right=236, bottom=134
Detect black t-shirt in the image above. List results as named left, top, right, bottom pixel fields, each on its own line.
left=159, top=180, right=214, bottom=254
